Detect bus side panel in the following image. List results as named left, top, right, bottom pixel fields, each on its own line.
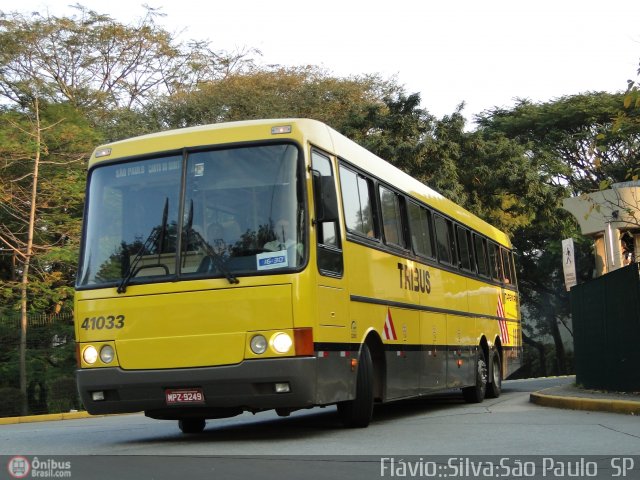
left=384, top=306, right=421, bottom=400
left=312, top=234, right=357, bottom=403
left=502, top=287, right=523, bottom=377
left=427, top=266, right=469, bottom=321
left=419, top=311, right=447, bottom=392
left=314, top=329, right=357, bottom=405
left=341, top=300, right=380, bottom=401
left=428, top=269, right=475, bottom=389
left=445, top=314, right=475, bottom=388
left=467, top=279, right=495, bottom=319
left=346, top=243, right=425, bottom=401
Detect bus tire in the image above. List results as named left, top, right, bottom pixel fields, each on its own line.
left=462, top=348, right=487, bottom=403
left=178, top=418, right=206, bottom=434
left=486, top=350, right=502, bottom=398
left=337, top=343, right=374, bottom=428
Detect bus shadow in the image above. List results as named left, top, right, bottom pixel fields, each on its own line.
left=122, top=390, right=474, bottom=444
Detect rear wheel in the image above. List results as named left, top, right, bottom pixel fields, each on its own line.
left=486, top=350, right=502, bottom=398
left=337, top=343, right=374, bottom=428
left=178, top=418, right=206, bottom=434
left=462, top=348, right=487, bottom=403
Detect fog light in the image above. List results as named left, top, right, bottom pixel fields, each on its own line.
left=92, top=391, right=105, bottom=401
left=100, top=345, right=115, bottom=364
left=83, top=345, right=98, bottom=365
left=250, top=335, right=267, bottom=354
left=274, top=382, right=290, bottom=393
left=272, top=332, right=292, bottom=354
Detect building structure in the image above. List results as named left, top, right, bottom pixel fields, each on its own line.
left=563, top=181, right=640, bottom=276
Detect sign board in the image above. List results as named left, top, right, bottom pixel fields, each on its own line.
left=562, top=238, right=577, bottom=291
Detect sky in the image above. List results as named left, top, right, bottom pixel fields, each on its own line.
left=3, top=0, right=640, bottom=123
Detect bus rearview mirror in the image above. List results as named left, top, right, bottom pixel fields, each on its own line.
left=312, top=171, right=339, bottom=223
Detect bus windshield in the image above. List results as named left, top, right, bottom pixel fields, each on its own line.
left=77, top=143, right=304, bottom=289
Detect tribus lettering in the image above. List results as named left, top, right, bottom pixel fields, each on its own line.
left=397, top=263, right=431, bottom=293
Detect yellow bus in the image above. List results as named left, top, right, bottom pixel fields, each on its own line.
left=75, top=119, right=522, bottom=432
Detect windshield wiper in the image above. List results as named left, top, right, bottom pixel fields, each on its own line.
left=183, top=200, right=239, bottom=285
left=117, top=198, right=169, bottom=294
left=190, top=229, right=239, bottom=285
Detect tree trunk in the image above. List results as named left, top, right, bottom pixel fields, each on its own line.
left=550, top=315, right=567, bottom=375
left=18, top=97, right=41, bottom=416
left=523, top=332, right=547, bottom=377
left=19, top=271, right=29, bottom=416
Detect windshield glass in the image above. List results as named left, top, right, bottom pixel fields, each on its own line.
left=77, top=143, right=305, bottom=289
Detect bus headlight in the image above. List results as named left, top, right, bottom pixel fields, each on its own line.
left=100, top=345, right=115, bottom=363
left=271, top=332, right=293, bottom=354
left=250, top=335, right=268, bottom=354
left=83, top=345, right=98, bottom=365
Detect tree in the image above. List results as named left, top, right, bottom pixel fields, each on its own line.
left=0, top=6, right=258, bottom=143
left=586, top=59, right=640, bottom=225
left=612, top=58, right=640, bottom=154
left=476, top=92, right=640, bottom=195
left=0, top=100, right=97, bottom=414
left=141, top=66, right=398, bottom=131
left=0, top=5, right=257, bottom=413
left=0, top=8, right=124, bottom=413
left=471, top=94, right=640, bottom=375
left=0, top=6, right=255, bottom=111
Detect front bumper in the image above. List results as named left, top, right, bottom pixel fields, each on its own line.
left=77, top=356, right=317, bottom=418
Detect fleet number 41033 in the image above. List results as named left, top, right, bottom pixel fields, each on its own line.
left=80, top=315, right=125, bottom=330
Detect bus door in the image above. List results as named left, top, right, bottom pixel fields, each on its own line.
left=311, top=150, right=351, bottom=404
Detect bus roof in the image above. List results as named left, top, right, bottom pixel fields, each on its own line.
left=89, top=118, right=511, bottom=248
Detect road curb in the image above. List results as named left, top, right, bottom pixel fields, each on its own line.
left=0, top=411, right=100, bottom=425
left=530, top=389, right=640, bottom=415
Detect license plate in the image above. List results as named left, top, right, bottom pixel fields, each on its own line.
left=165, top=388, right=205, bottom=405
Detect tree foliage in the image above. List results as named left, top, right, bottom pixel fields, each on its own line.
left=0, top=6, right=255, bottom=111
left=470, top=93, right=640, bottom=375
left=476, top=92, right=640, bottom=194
left=141, top=66, right=397, bottom=130
left=0, top=102, right=97, bottom=309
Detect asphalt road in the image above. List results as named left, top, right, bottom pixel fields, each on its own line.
left=2, top=377, right=639, bottom=480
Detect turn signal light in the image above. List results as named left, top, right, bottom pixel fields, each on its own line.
left=293, top=328, right=314, bottom=356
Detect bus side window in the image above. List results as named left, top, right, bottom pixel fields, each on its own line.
left=407, top=201, right=434, bottom=259
left=510, top=251, right=518, bottom=286
left=501, top=248, right=516, bottom=285
left=473, top=234, right=489, bottom=277
left=339, top=165, right=376, bottom=239
left=488, top=241, right=503, bottom=282
left=509, top=251, right=518, bottom=286
left=434, top=214, right=454, bottom=265
left=379, top=185, right=405, bottom=248
left=456, top=225, right=472, bottom=271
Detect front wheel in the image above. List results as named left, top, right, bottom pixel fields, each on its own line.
left=337, top=343, right=374, bottom=428
left=178, top=418, right=206, bottom=434
left=462, top=348, right=487, bottom=403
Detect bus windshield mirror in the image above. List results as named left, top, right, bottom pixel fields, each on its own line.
left=117, top=198, right=169, bottom=294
